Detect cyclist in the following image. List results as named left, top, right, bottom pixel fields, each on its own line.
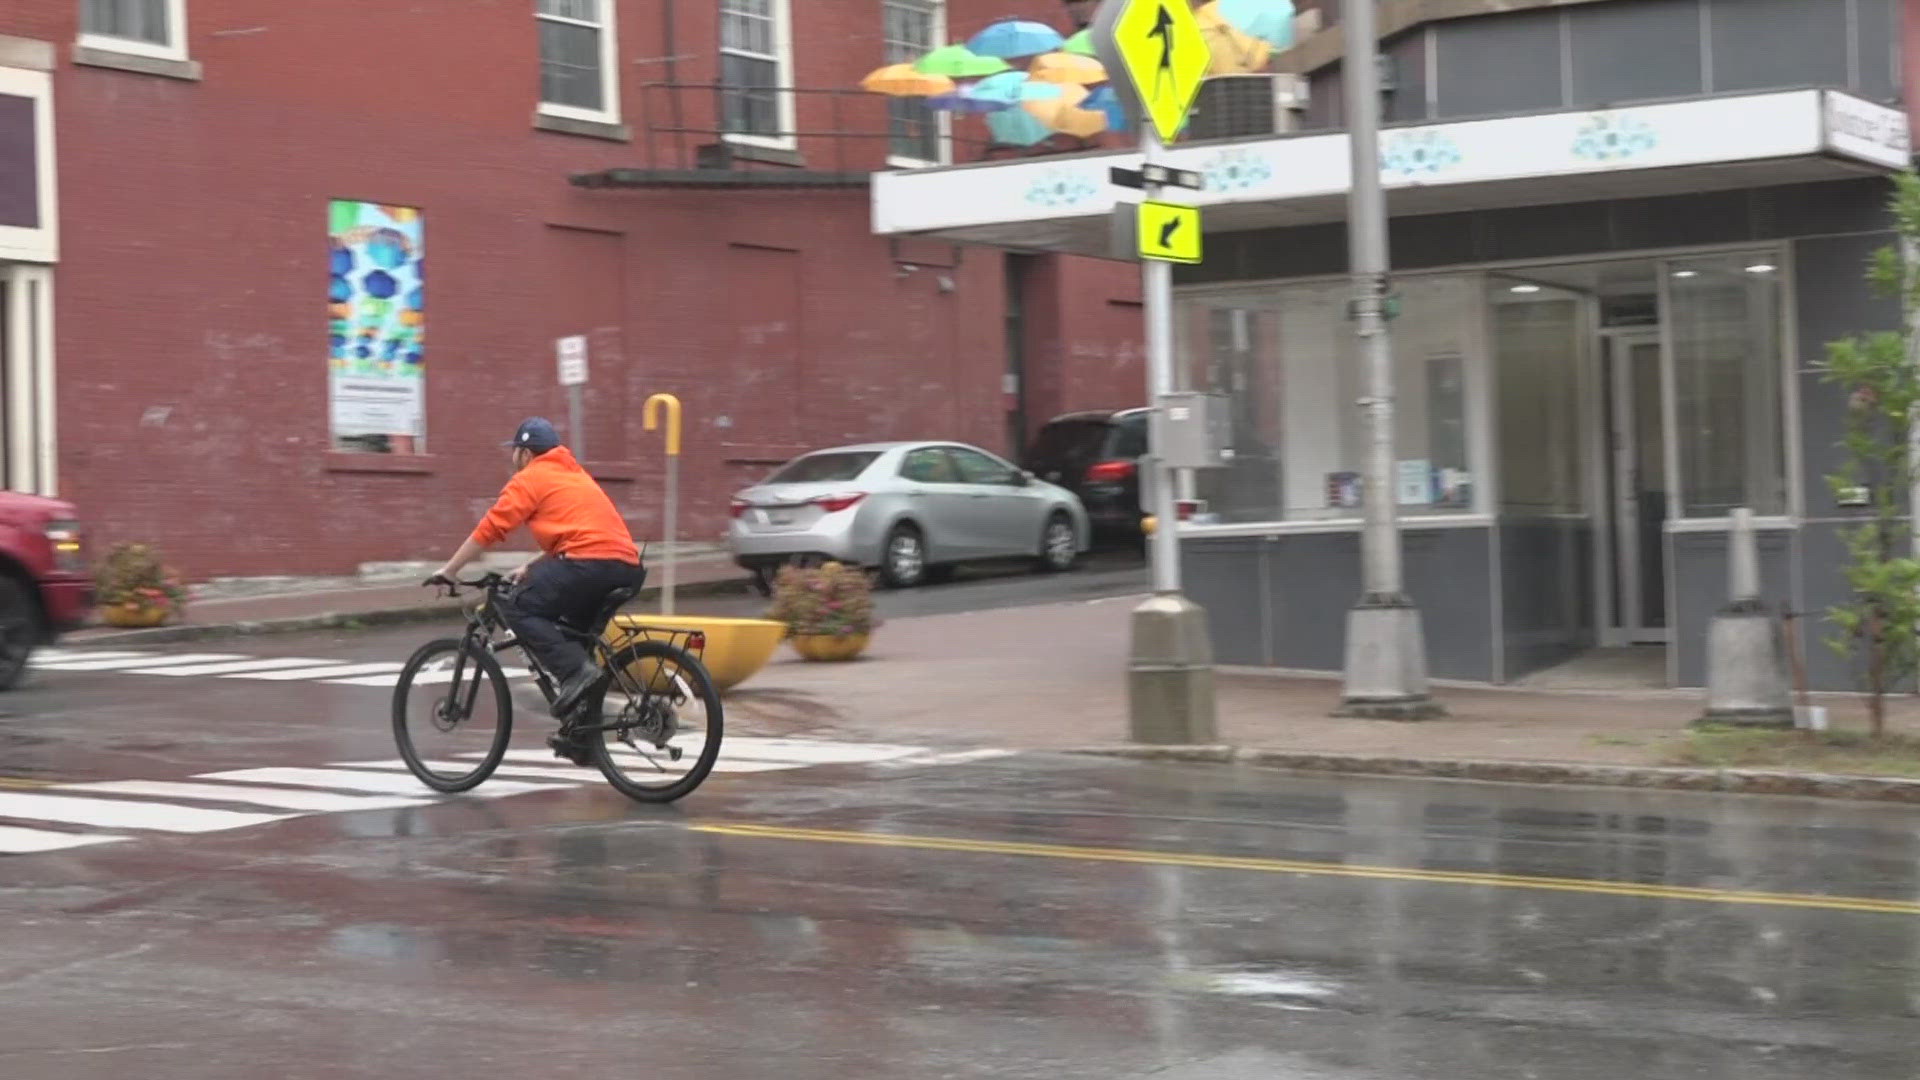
left=426, top=417, right=645, bottom=745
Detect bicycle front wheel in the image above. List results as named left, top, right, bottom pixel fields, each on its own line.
left=580, top=641, right=724, bottom=803
left=391, top=638, right=513, bottom=793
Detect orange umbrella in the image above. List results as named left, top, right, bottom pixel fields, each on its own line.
left=859, top=62, right=955, bottom=96
left=1027, top=52, right=1108, bottom=85
left=1196, top=1, right=1273, bottom=75
left=1047, top=105, right=1111, bottom=138
left=1022, top=81, right=1091, bottom=126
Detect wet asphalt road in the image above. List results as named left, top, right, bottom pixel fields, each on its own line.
left=7, top=554, right=1920, bottom=1077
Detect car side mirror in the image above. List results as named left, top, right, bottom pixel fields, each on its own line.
left=1013, top=470, right=1032, bottom=487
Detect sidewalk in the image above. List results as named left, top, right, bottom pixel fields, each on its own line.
left=722, top=594, right=1920, bottom=803
left=70, top=547, right=750, bottom=646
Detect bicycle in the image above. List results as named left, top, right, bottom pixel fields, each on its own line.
left=391, top=572, right=724, bottom=803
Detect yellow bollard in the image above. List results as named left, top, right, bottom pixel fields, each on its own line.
left=643, top=394, right=683, bottom=614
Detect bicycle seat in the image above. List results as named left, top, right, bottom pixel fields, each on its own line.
left=584, top=586, right=638, bottom=636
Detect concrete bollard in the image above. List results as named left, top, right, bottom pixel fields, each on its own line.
left=1127, top=593, right=1218, bottom=744
left=1698, top=508, right=1793, bottom=728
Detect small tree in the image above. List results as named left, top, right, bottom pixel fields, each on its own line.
left=1822, top=170, right=1920, bottom=736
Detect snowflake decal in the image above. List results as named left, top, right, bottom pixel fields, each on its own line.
left=1025, top=170, right=1100, bottom=208
left=1199, top=149, right=1274, bottom=193
left=1572, top=114, right=1657, bottom=162
left=1380, top=130, right=1463, bottom=179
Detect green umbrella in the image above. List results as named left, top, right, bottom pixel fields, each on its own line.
left=912, top=44, right=1011, bottom=78
left=1062, top=29, right=1097, bottom=57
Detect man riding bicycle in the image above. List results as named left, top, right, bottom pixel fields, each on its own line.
left=427, top=417, right=645, bottom=748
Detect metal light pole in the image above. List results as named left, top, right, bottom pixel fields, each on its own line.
left=1335, top=0, right=1441, bottom=719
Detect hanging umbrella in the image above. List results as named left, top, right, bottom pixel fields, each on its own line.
left=859, top=62, right=955, bottom=96
left=1048, top=104, right=1112, bottom=139
left=1023, top=82, right=1091, bottom=126
left=967, top=18, right=1066, bottom=59
left=912, top=44, right=1011, bottom=78
left=926, top=90, right=1013, bottom=114
left=967, top=70, right=1067, bottom=106
left=1214, top=0, right=1297, bottom=48
left=987, top=108, right=1055, bottom=147
left=1061, top=28, right=1098, bottom=57
left=1083, top=85, right=1130, bottom=133
left=1196, top=2, right=1273, bottom=74
left=1028, top=52, right=1108, bottom=85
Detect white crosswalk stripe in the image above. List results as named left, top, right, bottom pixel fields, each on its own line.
left=30, top=648, right=531, bottom=687
left=32, top=652, right=247, bottom=672
left=0, top=737, right=1014, bottom=858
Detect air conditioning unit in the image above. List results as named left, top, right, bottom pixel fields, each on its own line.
left=1186, top=74, right=1310, bottom=140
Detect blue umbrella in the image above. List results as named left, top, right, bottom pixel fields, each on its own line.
left=1082, top=85, right=1129, bottom=133
left=1215, top=0, right=1297, bottom=47
left=927, top=90, right=1013, bottom=113
left=967, top=18, right=1066, bottom=59
left=968, top=70, right=1066, bottom=106
left=987, top=108, right=1055, bottom=147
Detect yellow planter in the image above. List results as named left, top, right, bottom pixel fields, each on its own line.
left=605, top=614, right=786, bottom=694
left=98, top=603, right=171, bottom=628
left=789, top=633, right=870, bottom=662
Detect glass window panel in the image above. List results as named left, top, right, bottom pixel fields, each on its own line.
left=83, top=0, right=170, bottom=45
left=884, top=0, right=942, bottom=160
left=538, top=0, right=600, bottom=23
left=722, top=54, right=781, bottom=135
left=1492, top=287, right=1585, bottom=516
left=539, top=20, right=604, bottom=110
left=1668, top=254, right=1785, bottom=516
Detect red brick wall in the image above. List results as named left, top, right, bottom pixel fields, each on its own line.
left=6, top=0, right=1142, bottom=579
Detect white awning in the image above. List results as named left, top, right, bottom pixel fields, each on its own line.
left=871, top=89, right=1911, bottom=259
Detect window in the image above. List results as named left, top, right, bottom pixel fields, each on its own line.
left=720, top=0, right=793, bottom=144
left=80, top=0, right=187, bottom=61
left=950, top=447, right=1018, bottom=485
left=538, top=0, right=618, bottom=122
left=884, top=0, right=945, bottom=164
left=1667, top=253, right=1786, bottom=516
left=770, top=452, right=879, bottom=484
left=900, top=448, right=960, bottom=483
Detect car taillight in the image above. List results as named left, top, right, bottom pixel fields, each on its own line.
left=812, top=493, right=867, bottom=514
left=729, top=499, right=750, bottom=519
left=44, top=520, right=84, bottom=573
left=1084, top=460, right=1136, bottom=484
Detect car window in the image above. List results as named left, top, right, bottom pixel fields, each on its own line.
left=949, top=447, right=1019, bottom=485
left=900, top=448, right=960, bottom=484
left=1025, top=420, right=1109, bottom=465
left=1108, top=415, right=1148, bottom=458
left=768, top=452, right=879, bottom=484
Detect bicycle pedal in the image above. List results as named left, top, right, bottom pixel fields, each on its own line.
left=667, top=746, right=684, bottom=762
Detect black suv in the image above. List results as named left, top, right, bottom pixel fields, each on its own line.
left=1022, top=408, right=1148, bottom=542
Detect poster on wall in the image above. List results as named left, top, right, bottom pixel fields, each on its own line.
left=328, top=200, right=425, bottom=452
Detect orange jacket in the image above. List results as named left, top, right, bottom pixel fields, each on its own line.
left=471, top=446, right=640, bottom=564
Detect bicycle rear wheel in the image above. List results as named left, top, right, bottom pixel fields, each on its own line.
left=579, top=640, right=724, bottom=803
left=392, top=638, right=513, bottom=793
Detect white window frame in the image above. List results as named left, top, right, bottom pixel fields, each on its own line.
left=78, top=0, right=190, bottom=63
left=3, top=264, right=58, bottom=497
left=883, top=0, right=950, bottom=168
left=0, top=67, right=57, bottom=266
left=720, top=0, right=796, bottom=151
left=536, top=0, right=621, bottom=126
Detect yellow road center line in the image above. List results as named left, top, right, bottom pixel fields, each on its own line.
left=690, top=822, right=1920, bottom=917
left=0, top=777, right=58, bottom=790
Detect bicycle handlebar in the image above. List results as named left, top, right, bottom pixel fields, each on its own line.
left=422, top=571, right=507, bottom=598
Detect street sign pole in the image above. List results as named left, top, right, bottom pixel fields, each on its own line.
left=1093, top=0, right=1217, bottom=745
left=556, top=335, right=589, bottom=464
left=1334, top=0, right=1441, bottom=720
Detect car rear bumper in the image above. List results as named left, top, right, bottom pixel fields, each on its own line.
left=1081, top=487, right=1142, bottom=533
left=39, top=575, right=93, bottom=636
left=727, top=524, right=867, bottom=568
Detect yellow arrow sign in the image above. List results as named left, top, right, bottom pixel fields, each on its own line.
left=1138, top=200, right=1202, bottom=263
left=1108, top=0, right=1210, bottom=143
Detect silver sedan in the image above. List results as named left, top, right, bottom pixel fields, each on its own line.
left=727, top=441, right=1091, bottom=591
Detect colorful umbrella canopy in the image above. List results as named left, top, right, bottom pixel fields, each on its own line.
left=1214, top=0, right=1297, bottom=48
left=912, top=44, right=1011, bottom=78
left=1028, top=52, right=1108, bottom=85
left=1061, top=28, right=1097, bottom=57
left=1022, top=81, right=1091, bottom=126
left=926, top=90, right=1013, bottom=114
left=1049, top=106, right=1111, bottom=139
left=987, top=107, right=1056, bottom=146
left=859, top=62, right=955, bottom=96
left=967, top=18, right=1066, bottom=59
left=1196, top=3, right=1273, bottom=75
left=967, top=70, right=1067, bottom=106
left=1083, top=85, right=1130, bottom=132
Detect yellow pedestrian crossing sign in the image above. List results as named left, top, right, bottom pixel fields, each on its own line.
left=1093, top=0, right=1211, bottom=143
left=1138, top=200, right=1202, bottom=264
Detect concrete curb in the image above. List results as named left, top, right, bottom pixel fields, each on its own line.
left=1063, top=745, right=1920, bottom=805
left=68, top=576, right=754, bottom=647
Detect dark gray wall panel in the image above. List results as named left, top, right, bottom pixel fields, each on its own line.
left=1707, top=0, right=1849, bottom=92
left=1404, top=526, right=1497, bottom=682
left=1182, top=539, right=1270, bottom=666
left=1306, top=64, right=1344, bottom=132
left=1610, top=190, right=1752, bottom=251
left=1857, top=0, right=1900, bottom=103
left=1434, top=9, right=1566, bottom=118
left=1793, top=232, right=1900, bottom=368
left=1498, top=519, right=1596, bottom=680
left=1798, top=370, right=1859, bottom=519
left=1762, top=180, right=1897, bottom=239
left=1669, top=528, right=1795, bottom=687
left=1792, top=520, right=1916, bottom=693
left=1265, top=532, right=1364, bottom=672
left=1568, top=0, right=1704, bottom=106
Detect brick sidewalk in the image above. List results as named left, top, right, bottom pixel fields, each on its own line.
left=724, top=594, right=1920, bottom=772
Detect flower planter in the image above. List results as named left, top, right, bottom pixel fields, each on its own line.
left=789, top=633, right=870, bottom=662
left=98, top=603, right=171, bottom=629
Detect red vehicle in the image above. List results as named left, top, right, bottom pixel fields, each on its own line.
left=0, top=491, right=90, bottom=689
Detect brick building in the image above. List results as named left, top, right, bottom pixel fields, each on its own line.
left=0, top=0, right=1144, bottom=578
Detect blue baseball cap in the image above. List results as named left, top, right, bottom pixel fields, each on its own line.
left=504, top=417, right=562, bottom=453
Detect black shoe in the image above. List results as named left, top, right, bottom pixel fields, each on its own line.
left=550, top=667, right=607, bottom=719
left=546, top=729, right=595, bottom=768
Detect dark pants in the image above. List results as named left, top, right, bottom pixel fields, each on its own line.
left=501, top=558, right=646, bottom=683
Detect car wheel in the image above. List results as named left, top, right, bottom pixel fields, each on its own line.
left=0, top=575, right=40, bottom=691
left=879, top=524, right=927, bottom=589
left=1036, top=513, right=1079, bottom=574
